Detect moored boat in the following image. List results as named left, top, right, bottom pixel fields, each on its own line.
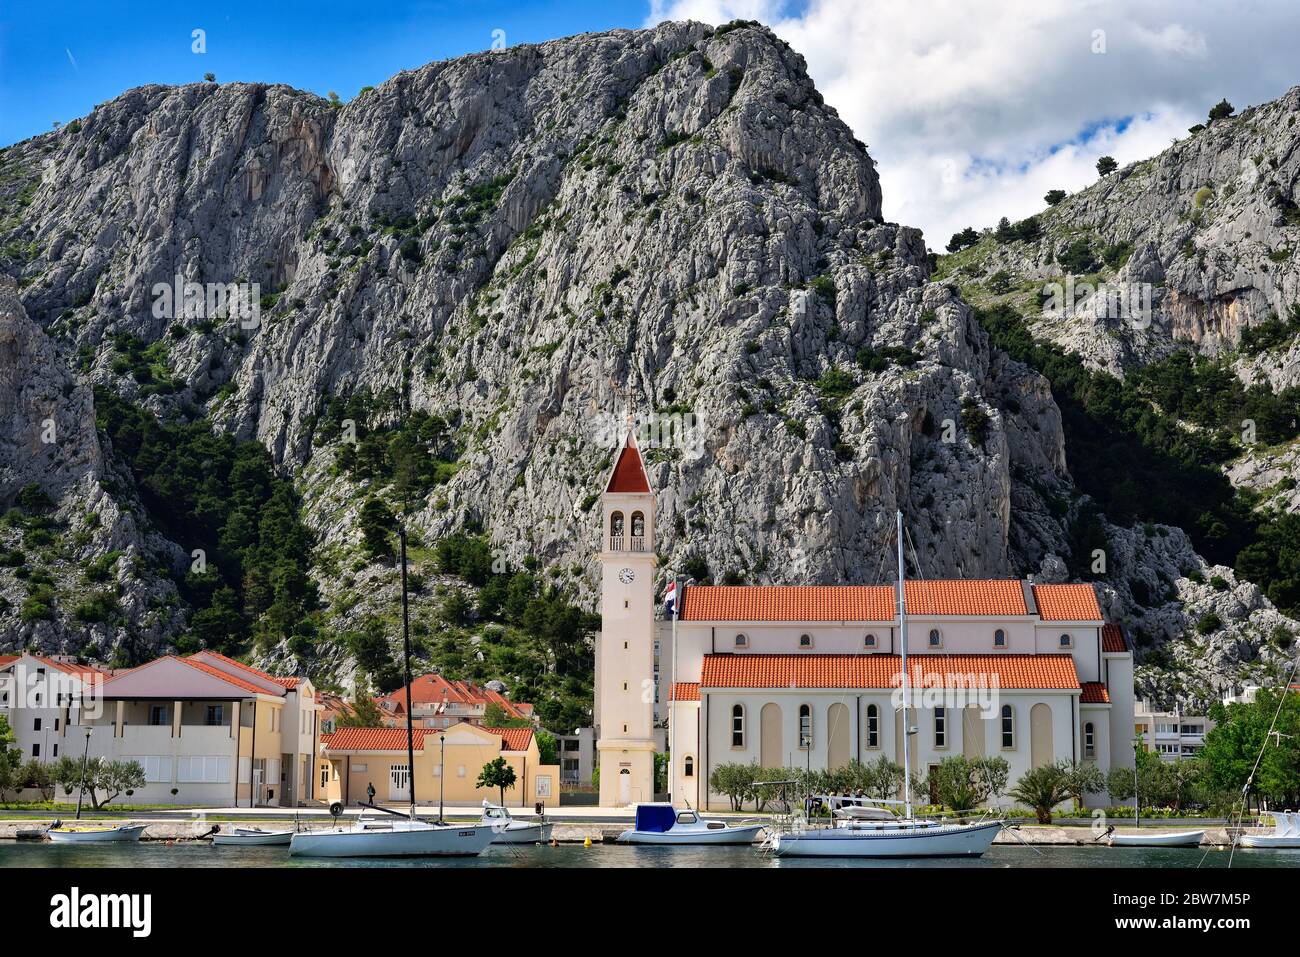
left=1240, top=810, right=1300, bottom=848
left=213, top=826, right=294, bottom=846
left=769, top=813, right=1003, bottom=858
left=616, top=804, right=767, bottom=845
left=481, top=802, right=554, bottom=844
left=47, top=822, right=147, bottom=844
left=1108, top=828, right=1205, bottom=847
left=289, top=812, right=497, bottom=858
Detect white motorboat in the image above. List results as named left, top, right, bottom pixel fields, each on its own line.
left=47, top=822, right=147, bottom=844
left=1108, top=828, right=1205, bottom=847
left=768, top=512, right=1004, bottom=859
left=481, top=802, right=554, bottom=844
left=213, top=826, right=294, bottom=846
left=289, top=810, right=497, bottom=858
left=1240, top=810, right=1300, bottom=849
left=616, top=804, right=767, bottom=845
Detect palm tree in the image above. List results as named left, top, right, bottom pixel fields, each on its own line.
left=1009, top=761, right=1106, bottom=824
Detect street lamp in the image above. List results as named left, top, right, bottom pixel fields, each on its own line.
left=438, top=732, right=446, bottom=824
left=75, top=728, right=92, bottom=820
left=1131, top=735, right=1142, bottom=828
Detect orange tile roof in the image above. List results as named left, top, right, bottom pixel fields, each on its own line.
left=322, top=723, right=535, bottom=753
left=1080, top=682, right=1111, bottom=704
left=485, top=726, right=534, bottom=751
left=0, top=656, right=17, bottom=668
left=175, top=656, right=279, bottom=696
left=1032, top=583, right=1103, bottom=622
left=375, top=673, right=530, bottom=718
left=681, top=580, right=1030, bottom=622
left=190, top=650, right=300, bottom=687
left=323, top=727, right=432, bottom=752
left=1102, top=623, right=1128, bottom=654
left=700, top=653, right=1081, bottom=690
left=670, top=682, right=700, bottom=701
left=605, top=432, right=651, bottom=494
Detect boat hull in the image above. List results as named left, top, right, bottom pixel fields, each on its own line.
left=1239, top=833, right=1300, bottom=848
left=47, top=824, right=147, bottom=844
left=1109, top=830, right=1205, bottom=847
left=771, top=820, right=1001, bottom=858
left=213, top=828, right=294, bottom=846
left=490, top=822, right=554, bottom=844
left=289, top=823, right=496, bottom=858
left=617, top=823, right=767, bottom=845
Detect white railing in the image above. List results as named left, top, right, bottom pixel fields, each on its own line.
left=608, top=535, right=648, bottom=552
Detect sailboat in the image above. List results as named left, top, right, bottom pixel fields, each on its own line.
left=768, top=511, right=1003, bottom=859
left=290, top=513, right=496, bottom=859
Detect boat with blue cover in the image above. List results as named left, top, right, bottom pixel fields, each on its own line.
left=616, top=804, right=767, bottom=845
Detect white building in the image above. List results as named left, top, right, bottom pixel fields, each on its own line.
left=1134, top=699, right=1213, bottom=762
left=0, top=653, right=110, bottom=764
left=593, top=429, right=1136, bottom=810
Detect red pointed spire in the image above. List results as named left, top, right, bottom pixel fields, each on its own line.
left=605, top=430, right=651, bottom=494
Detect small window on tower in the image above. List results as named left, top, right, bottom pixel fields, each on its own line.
left=864, top=633, right=877, bottom=649
left=994, top=629, right=1006, bottom=648
left=799, top=634, right=813, bottom=649
left=929, top=628, right=942, bottom=648
left=734, top=633, right=748, bottom=648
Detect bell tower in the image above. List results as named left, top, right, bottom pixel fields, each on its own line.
left=596, top=428, right=658, bottom=806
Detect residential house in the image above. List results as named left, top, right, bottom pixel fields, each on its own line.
left=318, top=721, right=560, bottom=808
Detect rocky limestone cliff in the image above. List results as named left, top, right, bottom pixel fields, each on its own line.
left=0, top=21, right=1292, bottom=707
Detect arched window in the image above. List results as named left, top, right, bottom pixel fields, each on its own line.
left=734, top=633, right=748, bottom=648
left=609, top=511, right=625, bottom=538
left=630, top=511, right=645, bottom=537
left=1059, top=633, right=1073, bottom=648
left=866, top=704, right=879, bottom=748
left=1001, top=705, right=1015, bottom=749
left=928, top=628, right=942, bottom=648
left=1084, top=723, right=1095, bottom=759
left=864, top=633, right=877, bottom=649
left=683, top=756, right=695, bottom=778
left=993, top=628, right=1006, bottom=648
left=934, top=706, right=947, bottom=748
left=799, top=633, right=813, bottom=649
left=799, top=704, right=813, bottom=749
left=731, top=705, right=745, bottom=748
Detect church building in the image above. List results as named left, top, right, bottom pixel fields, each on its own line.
left=594, top=429, right=1135, bottom=810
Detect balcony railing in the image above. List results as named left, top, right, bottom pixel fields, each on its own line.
left=608, top=536, right=648, bottom=552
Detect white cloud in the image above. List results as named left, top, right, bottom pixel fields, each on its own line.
left=645, top=0, right=1300, bottom=247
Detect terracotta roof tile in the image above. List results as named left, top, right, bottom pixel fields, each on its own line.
left=485, top=726, right=534, bottom=751
left=1032, top=583, right=1103, bottom=622
left=670, top=682, right=700, bottom=701
left=174, top=657, right=279, bottom=696
left=700, top=653, right=1081, bottom=690
left=322, top=723, right=535, bottom=753
left=605, top=432, right=651, bottom=494
left=322, top=727, right=431, bottom=752
left=1080, top=682, right=1111, bottom=704
left=1102, top=623, right=1128, bottom=654
left=681, top=580, right=1030, bottom=622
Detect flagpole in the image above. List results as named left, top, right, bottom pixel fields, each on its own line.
left=668, top=575, right=678, bottom=803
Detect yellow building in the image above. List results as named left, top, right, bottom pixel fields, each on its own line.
left=319, top=722, right=559, bottom=808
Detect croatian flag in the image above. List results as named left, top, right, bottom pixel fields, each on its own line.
left=664, top=578, right=678, bottom=619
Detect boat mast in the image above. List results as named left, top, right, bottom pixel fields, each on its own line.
left=398, top=352, right=417, bottom=819
left=399, top=520, right=416, bottom=818
left=895, top=509, right=912, bottom=819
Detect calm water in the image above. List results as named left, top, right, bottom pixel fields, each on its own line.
left=3, top=842, right=1298, bottom=868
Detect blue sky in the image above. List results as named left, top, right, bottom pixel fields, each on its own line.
left=4, top=1, right=1297, bottom=240
left=0, top=0, right=651, bottom=146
